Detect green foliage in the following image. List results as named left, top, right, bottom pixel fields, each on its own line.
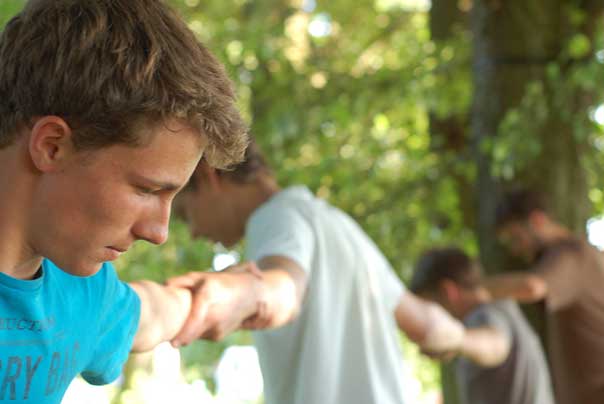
left=567, top=33, right=592, bottom=59
left=478, top=10, right=604, bottom=193
left=487, top=81, right=547, bottom=180
left=165, top=0, right=477, bottom=281
left=0, top=0, right=23, bottom=27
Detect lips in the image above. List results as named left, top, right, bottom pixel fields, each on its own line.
left=105, top=246, right=129, bottom=260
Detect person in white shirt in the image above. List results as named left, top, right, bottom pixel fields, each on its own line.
left=169, top=139, right=466, bottom=404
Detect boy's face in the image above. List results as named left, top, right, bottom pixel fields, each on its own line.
left=422, top=280, right=482, bottom=319
left=30, top=120, right=204, bottom=276
left=180, top=170, right=240, bottom=247
left=498, top=220, right=540, bottom=262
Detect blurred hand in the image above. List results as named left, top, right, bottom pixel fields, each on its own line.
left=420, top=348, right=459, bottom=363
left=166, top=261, right=264, bottom=346
left=222, top=261, right=264, bottom=278
left=240, top=300, right=270, bottom=330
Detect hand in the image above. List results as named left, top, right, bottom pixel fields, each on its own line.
left=166, top=261, right=263, bottom=346
left=240, top=300, right=270, bottom=329
left=419, top=303, right=466, bottom=353
left=222, top=261, right=264, bottom=278
left=420, top=348, right=459, bottom=363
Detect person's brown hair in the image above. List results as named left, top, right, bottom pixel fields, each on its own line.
left=495, top=189, right=548, bottom=230
left=185, top=137, right=271, bottom=192
left=0, top=0, right=247, bottom=168
left=410, top=247, right=481, bottom=294
left=217, top=138, right=271, bottom=183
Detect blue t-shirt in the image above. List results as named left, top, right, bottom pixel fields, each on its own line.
left=0, top=259, right=140, bottom=403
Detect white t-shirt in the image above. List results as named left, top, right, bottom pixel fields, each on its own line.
left=245, top=186, right=407, bottom=404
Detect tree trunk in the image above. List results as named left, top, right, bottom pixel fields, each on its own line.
left=470, top=0, right=602, bottom=384
left=470, top=0, right=601, bottom=264
left=430, top=2, right=469, bottom=403
left=430, top=1, right=604, bottom=403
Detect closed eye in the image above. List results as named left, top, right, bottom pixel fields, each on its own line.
left=137, top=185, right=160, bottom=195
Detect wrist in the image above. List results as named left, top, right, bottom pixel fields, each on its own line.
left=233, top=271, right=266, bottom=319
left=173, top=286, right=192, bottom=313
left=421, top=304, right=466, bottom=352
left=458, top=333, right=471, bottom=357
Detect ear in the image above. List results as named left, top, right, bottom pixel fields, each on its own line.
left=28, top=116, right=75, bottom=172
left=198, top=163, right=223, bottom=191
left=439, top=279, right=460, bottom=303
left=527, top=210, right=547, bottom=229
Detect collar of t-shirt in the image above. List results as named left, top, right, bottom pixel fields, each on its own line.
left=0, top=265, right=44, bottom=293
left=267, top=186, right=313, bottom=206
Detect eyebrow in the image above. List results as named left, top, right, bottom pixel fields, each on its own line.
left=135, top=175, right=183, bottom=193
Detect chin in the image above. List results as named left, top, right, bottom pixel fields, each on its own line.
left=60, top=260, right=104, bottom=278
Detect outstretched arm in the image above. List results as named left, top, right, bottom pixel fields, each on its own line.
left=241, top=255, right=308, bottom=329
left=457, top=326, right=511, bottom=367
left=482, top=272, right=547, bottom=303
left=129, top=281, right=192, bottom=353
left=394, top=293, right=466, bottom=353
left=167, top=257, right=308, bottom=347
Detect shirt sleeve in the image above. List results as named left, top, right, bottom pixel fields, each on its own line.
left=81, top=263, right=141, bottom=385
left=464, top=303, right=513, bottom=342
left=374, top=252, right=406, bottom=312
left=534, top=245, right=583, bottom=311
left=245, top=201, right=315, bottom=274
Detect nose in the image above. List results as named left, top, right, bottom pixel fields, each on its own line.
left=132, top=200, right=171, bottom=245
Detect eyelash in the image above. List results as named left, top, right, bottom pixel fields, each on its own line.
left=138, top=186, right=157, bottom=195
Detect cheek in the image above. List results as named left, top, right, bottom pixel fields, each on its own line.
left=39, top=181, right=91, bottom=226
left=520, top=235, right=533, bottom=249
left=193, top=207, right=211, bottom=229
left=510, top=240, right=526, bottom=253
left=191, top=194, right=214, bottom=222
left=77, top=185, right=144, bottom=231
left=30, top=187, right=95, bottom=253
left=183, top=203, right=199, bottom=228
left=182, top=195, right=196, bottom=219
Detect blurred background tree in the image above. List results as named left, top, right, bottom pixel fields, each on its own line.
left=2, top=0, right=604, bottom=403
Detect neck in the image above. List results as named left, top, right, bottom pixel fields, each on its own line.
left=457, top=288, right=491, bottom=318
left=235, top=175, right=280, bottom=235
left=0, top=144, right=42, bottom=280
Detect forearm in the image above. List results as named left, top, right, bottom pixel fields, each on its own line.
left=483, top=273, right=547, bottom=303
left=163, top=259, right=307, bottom=344
left=240, top=256, right=308, bottom=330
left=129, top=280, right=191, bottom=352
left=418, top=302, right=466, bottom=352
left=217, top=271, right=265, bottom=321
left=252, top=269, right=304, bottom=328
left=189, top=267, right=303, bottom=332
left=395, top=294, right=465, bottom=353
left=459, top=327, right=510, bottom=367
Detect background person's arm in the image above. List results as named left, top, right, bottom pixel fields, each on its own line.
left=482, top=272, right=548, bottom=303
left=394, top=293, right=466, bottom=353
left=458, top=326, right=511, bottom=367
left=129, top=280, right=192, bottom=353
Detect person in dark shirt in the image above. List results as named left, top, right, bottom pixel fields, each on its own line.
left=483, top=189, right=604, bottom=404
left=411, top=247, right=555, bottom=404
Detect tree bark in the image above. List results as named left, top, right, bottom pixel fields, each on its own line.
left=430, top=2, right=469, bottom=403
left=429, top=1, right=604, bottom=403
left=470, top=0, right=600, bottom=267
left=470, top=0, right=602, bottom=395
